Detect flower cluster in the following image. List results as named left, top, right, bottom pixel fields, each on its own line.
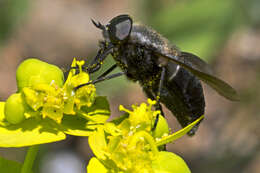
left=0, top=58, right=110, bottom=147
left=0, top=58, right=204, bottom=173
left=87, top=100, right=203, bottom=173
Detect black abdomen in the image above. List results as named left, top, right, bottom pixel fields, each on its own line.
left=161, top=62, right=205, bottom=135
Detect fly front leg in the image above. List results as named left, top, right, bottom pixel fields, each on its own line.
left=83, top=43, right=114, bottom=74
left=87, top=45, right=113, bottom=73
left=96, top=64, right=117, bottom=79
left=69, top=49, right=104, bottom=74
left=76, top=71, right=125, bottom=90
left=75, top=63, right=118, bottom=90
left=74, top=43, right=115, bottom=90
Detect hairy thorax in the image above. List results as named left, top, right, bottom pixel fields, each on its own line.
left=111, top=43, right=161, bottom=88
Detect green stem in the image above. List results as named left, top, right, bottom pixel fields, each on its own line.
left=21, top=145, right=39, bottom=173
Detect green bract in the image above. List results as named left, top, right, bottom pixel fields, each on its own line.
left=153, top=115, right=169, bottom=139
left=0, top=58, right=110, bottom=147
left=152, top=151, right=191, bottom=173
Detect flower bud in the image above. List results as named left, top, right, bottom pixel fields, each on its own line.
left=16, top=58, right=64, bottom=91
left=4, top=93, right=26, bottom=124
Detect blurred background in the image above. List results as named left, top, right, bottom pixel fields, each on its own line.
left=0, top=0, right=260, bottom=172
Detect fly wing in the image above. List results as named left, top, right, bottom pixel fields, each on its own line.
left=130, top=24, right=239, bottom=101
left=157, top=52, right=239, bottom=101
left=180, top=52, right=213, bottom=75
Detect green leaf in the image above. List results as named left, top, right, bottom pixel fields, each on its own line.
left=87, top=157, right=108, bottom=173
left=0, top=156, right=33, bottom=173
left=110, top=113, right=129, bottom=125
left=156, top=115, right=204, bottom=146
left=61, top=115, right=95, bottom=136
left=79, top=96, right=110, bottom=123
left=0, top=117, right=66, bottom=147
left=152, top=151, right=191, bottom=173
left=62, top=96, right=110, bottom=136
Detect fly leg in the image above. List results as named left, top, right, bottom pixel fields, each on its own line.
left=76, top=71, right=124, bottom=90
left=142, top=67, right=166, bottom=131
left=74, top=43, right=116, bottom=90
left=155, top=66, right=167, bottom=151
left=143, top=67, right=167, bottom=150
left=152, top=66, right=166, bottom=130
left=76, top=63, right=119, bottom=90
left=87, top=43, right=114, bottom=74
left=68, top=43, right=113, bottom=75
left=96, top=64, right=117, bottom=79
left=144, top=89, right=164, bottom=131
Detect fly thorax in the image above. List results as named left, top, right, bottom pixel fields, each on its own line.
left=112, top=46, right=129, bottom=71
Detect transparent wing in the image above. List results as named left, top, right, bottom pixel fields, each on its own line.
left=180, top=52, right=213, bottom=75
left=158, top=52, right=239, bottom=101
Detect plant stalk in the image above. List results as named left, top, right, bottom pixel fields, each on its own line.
left=21, top=145, right=39, bottom=173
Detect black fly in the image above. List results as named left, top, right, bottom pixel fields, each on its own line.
left=78, top=14, right=239, bottom=135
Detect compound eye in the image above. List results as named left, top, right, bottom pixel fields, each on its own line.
left=108, top=15, right=133, bottom=43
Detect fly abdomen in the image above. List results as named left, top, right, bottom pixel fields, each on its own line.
left=163, top=62, right=205, bottom=135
